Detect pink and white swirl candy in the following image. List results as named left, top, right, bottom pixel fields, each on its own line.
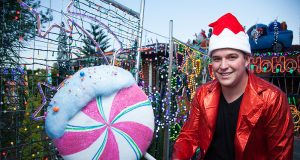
left=45, top=66, right=154, bottom=160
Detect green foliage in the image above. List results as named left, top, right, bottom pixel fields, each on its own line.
left=82, top=24, right=111, bottom=56
left=0, top=66, right=56, bottom=159
left=18, top=68, right=50, bottom=159
left=56, top=22, right=72, bottom=83
left=57, top=22, right=70, bottom=63
left=0, top=0, right=53, bottom=64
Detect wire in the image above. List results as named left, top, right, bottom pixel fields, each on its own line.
left=143, top=28, right=169, bottom=40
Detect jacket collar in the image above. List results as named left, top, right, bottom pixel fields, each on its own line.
left=202, top=71, right=267, bottom=156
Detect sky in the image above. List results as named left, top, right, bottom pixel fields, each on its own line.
left=40, top=0, right=300, bottom=46
left=24, top=0, right=300, bottom=69
left=117, top=0, right=300, bottom=45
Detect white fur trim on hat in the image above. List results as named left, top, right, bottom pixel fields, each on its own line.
left=208, top=28, right=251, bottom=56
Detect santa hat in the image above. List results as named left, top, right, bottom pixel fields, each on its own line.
left=208, top=13, right=251, bottom=56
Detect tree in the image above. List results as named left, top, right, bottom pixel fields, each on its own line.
left=56, top=22, right=72, bottom=83
left=19, top=68, right=59, bottom=159
left=82, top=24, right=111, bottom=56
left=0, top=0, right=53, bottom=159
left=57, top=22, right=70, bottom=63
left=0, top=0, right=53, bottom=64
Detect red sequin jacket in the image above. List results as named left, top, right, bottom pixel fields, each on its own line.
left=172, top=72, right=294, bottom=160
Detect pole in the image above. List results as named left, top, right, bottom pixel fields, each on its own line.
left=149, top=62, right=152, bottom=93
left=163, top=20, right=174, bottom=160
left=135, top=0, right=145, bottom=82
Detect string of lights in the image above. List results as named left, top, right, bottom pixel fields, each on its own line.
left=1, top=0, right=142, bottom=159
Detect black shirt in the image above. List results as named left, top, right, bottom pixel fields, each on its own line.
left=204, top=93, right=243, bottom=160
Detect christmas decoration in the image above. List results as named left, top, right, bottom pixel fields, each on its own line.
left=45, top=66, right=154, bottom=160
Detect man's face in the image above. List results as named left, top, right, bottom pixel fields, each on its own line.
left=211, top=48, right=250, bottom=88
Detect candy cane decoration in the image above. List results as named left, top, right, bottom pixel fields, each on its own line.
left=65, top=0, right=124, bottom=65
left=18, top=0, right=126, bottom=65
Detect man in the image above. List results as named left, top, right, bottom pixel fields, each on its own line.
left=172, top=13, right=294, bottom=160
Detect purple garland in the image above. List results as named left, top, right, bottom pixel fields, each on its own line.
left=32, top=82, right=59, bottom=121
left=18, top=0, right=126, bottom=65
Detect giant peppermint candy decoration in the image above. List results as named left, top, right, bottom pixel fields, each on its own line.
left=45, top=66, right=154, bottom=160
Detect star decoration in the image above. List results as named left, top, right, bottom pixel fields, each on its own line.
left=32, top=82, right=59, bottom=121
